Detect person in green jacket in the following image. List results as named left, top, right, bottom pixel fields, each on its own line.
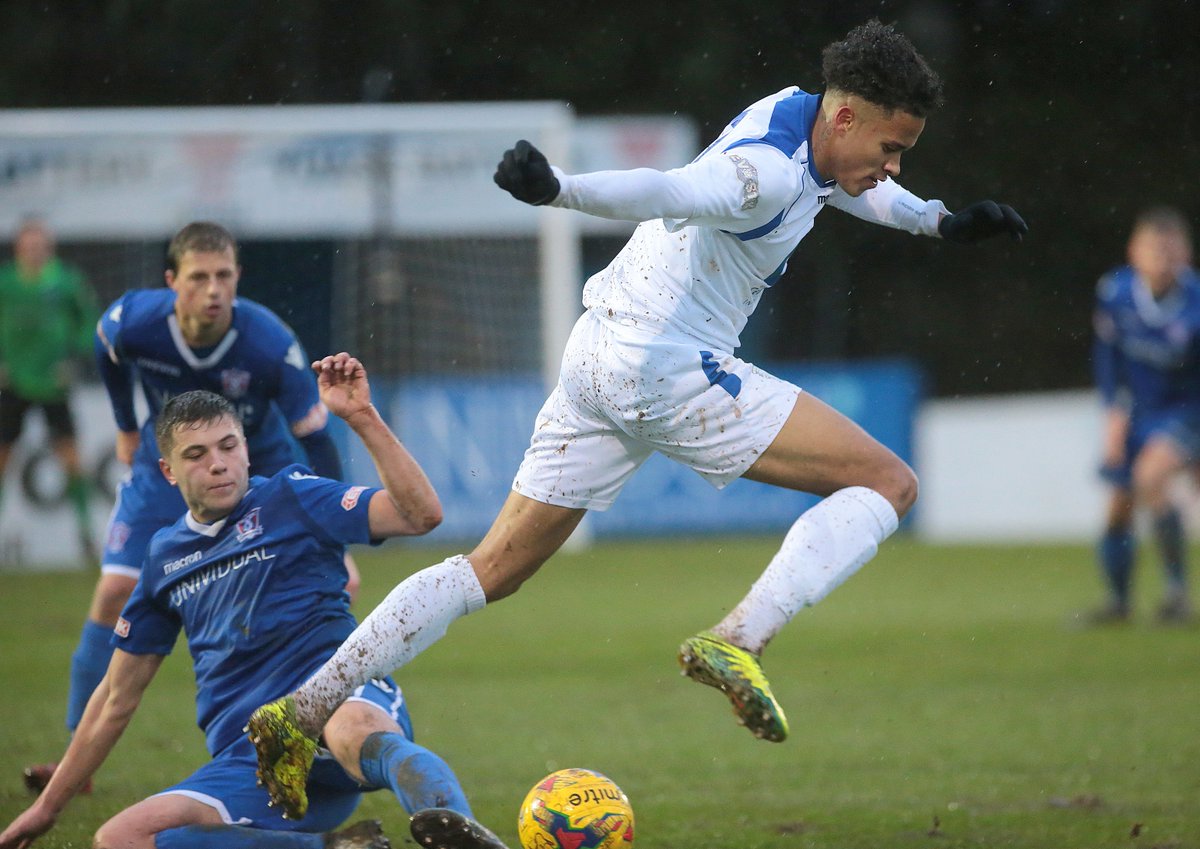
left=0, top=217, right=100, bottom=564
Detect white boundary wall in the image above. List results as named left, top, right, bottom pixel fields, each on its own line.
left=913, top=389, right=1200, bottom=543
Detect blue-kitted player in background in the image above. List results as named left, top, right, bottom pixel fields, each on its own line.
left=1091, top=206, right=1198, bottom=623
left=0, top=354, right=508, bottom=849
left=25, top=221, right=362, bottom=793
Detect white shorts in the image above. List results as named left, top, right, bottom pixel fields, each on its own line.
left=513, top=310, right=801, bottom=510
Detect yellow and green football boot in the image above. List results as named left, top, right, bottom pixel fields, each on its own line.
left=678, top=630, right=789, bottom=742
left=245, top=695, right=318, bottom=820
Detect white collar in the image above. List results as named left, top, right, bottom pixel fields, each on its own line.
left=185, top=512, right=227, bottom=537
left=167, top=312, right=239, bottom=369
left=1131, top=276, right=1184, bottom=327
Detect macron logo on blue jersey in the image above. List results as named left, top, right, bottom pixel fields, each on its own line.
left=164, top=550, right=203, bottom=575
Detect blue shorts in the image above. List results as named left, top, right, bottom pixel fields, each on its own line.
left=154, top=677, right=413, bottom=833
left=101, top=469, right=187, bottom=578
left=1101, top=410, right=1200, bottom=488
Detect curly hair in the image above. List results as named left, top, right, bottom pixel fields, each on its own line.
left=821, top=20, right=944, bottom=118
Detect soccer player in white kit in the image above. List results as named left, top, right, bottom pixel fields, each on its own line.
left=248, top=20, right=1028, bottom=825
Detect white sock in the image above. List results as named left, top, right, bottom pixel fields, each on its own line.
left=293, top=554, right=486, bottom=731
left=715, top=486, right=899, bottom=654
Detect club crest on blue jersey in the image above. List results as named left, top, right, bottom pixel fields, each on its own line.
left=107, top=521, right=132, bottom=553
left=220, top=367, right=252, bottom=398
left=235, top=507, right=264, bottom=543
left=341, top=485, right=368, bottom=511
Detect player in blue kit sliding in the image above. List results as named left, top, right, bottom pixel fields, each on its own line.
left=1090, top=207, right=1199, bottom=623
left=250, top=22, right=1029, bottom=823
left=0, top=353, right=507, bottom=849
left=26, top=222, right=361, bottom=793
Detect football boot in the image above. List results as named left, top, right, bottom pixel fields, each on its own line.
left=678, top=630, right=788, bottom=742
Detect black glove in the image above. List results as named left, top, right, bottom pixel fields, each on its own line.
left=938, top=200, right=1028, bottom=243
left=494, top=140, right=561, bottom=206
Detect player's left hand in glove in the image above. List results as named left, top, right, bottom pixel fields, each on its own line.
left=494, top=140, right=560, bottom=206
left=939, top=200, right=1028, bottom=243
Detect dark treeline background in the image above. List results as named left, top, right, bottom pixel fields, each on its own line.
left=1, top=0, right=1195, bottom=397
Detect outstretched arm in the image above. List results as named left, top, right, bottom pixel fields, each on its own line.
left=0, top=650, right=162, bottom=849
left=937, top=200, right=1028, bottom=243
left=827, top=178, right=948, bottom=235
left=312, top=353, right=442, bottom=538
left=494, top=139, right=796, bottom=231
left=830, top=183, right=1026, bottom=243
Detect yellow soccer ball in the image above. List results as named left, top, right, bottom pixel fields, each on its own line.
left=517, top=768, right=634, bottom=849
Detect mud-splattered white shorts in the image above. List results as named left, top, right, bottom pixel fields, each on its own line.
left=512, top=310, right=801, bottom=510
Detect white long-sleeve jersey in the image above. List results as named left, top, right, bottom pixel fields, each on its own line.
left=549, top=87, right=948, bottom=352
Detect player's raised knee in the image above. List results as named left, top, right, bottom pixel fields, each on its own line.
left=92, top=818, right=137, bottom=849
left=877, top=459, right=918, bottom=519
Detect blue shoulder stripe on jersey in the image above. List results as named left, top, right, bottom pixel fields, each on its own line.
left=724, top=90, right=832, bottom=187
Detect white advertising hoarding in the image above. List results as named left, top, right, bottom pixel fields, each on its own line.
left=0, top=104, right=696, bottom=238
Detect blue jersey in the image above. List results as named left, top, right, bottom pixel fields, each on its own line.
left=114, top=466, right=380, bottom=756
left=95, top=289, right=329, bottom=478
left=1093, top=265, right=1200, bottom=421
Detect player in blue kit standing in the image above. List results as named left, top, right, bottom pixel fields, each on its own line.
left=0, top=353, right=508, bottom=849
left=1090, top=206, right=1198, bottom=623
left=24, top=221, right=361, bottom=793
left=247, top=20, right=1029, bottom=825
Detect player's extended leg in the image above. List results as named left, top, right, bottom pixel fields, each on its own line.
left=67, top=572, right=138, bottom=731
left=23, top=571, right=140, bottom=793
left=249, top=494, right=585, bottom=819
left=95, top=792, right=388, bottom=849
left=26, top=488, right=154, bottom=791
left=323, top=699, right=509, bottom=849
left=679, top=391, right=915, bottom=742
left=1093, top=486, right=1136, bottom=622
left=1133, top=437, right=1192, bottom=621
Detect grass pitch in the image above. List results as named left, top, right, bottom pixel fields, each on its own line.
left=2, top=536, right=1198, bottom=848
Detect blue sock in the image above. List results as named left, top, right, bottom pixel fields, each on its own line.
left=1099, top=528, right=1135, bottom=607
left=66, top=619, right=116, bottom=731
left=156, top=825, right=322, bottom=849
left=359, top=731, right=473, bottom=816
left=1152, top=509, right=1187, bottom=592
